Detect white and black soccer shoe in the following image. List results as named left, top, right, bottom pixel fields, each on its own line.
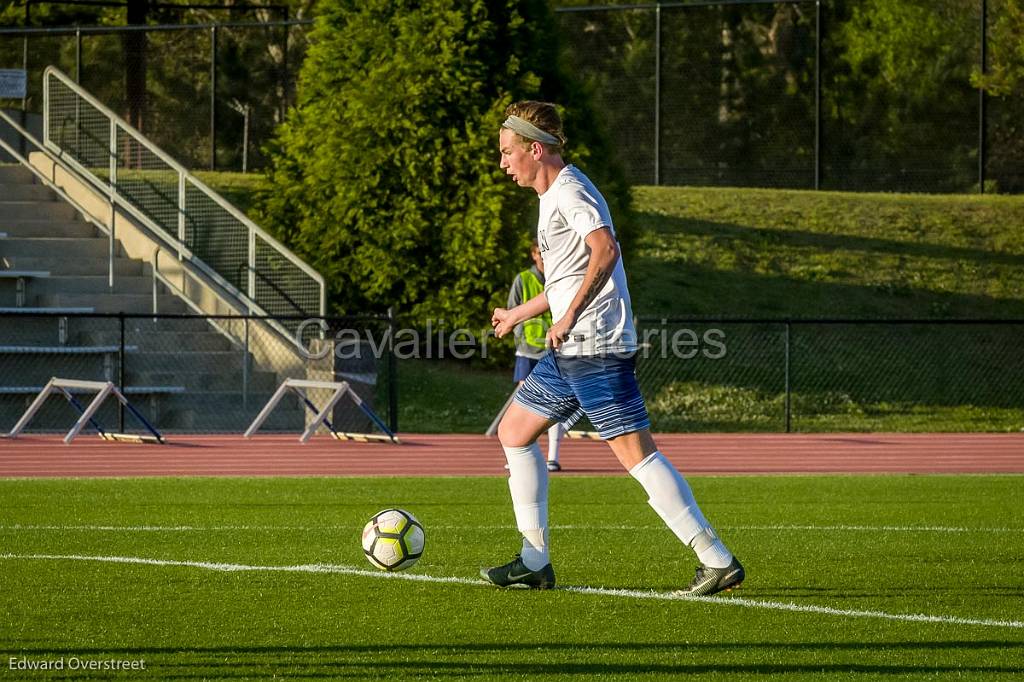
left=673, top=557, right=745, bottom=597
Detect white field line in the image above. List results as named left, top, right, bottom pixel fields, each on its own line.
left=2, top=552, right=1022, bottom=631
left=1, top=523, right=1022, bottom=533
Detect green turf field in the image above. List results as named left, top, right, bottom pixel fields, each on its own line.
left=2, top=475, right=1022, bottom=680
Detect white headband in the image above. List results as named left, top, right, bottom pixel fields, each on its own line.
left=502, top=115, right=561, bottom=146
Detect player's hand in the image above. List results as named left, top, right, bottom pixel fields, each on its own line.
left=492, top=307, right=516, bottom=338
left=546, top=316, right=573, bottom=350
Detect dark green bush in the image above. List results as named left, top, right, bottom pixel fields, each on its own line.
left=262, top=0, right=632, bottom=330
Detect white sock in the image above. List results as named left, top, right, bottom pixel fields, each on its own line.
left=546, top=423, right=563, bottom=463
left=503, top=443, right=550, bottom=570
left=629, top=451, right=733, bottom=569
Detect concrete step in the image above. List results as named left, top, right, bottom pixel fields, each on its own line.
left=125, top=369, right=278, bottom=392
left=0, top=166, right=33, bottom=184
left=123, top=350, right=247, bottom=374
left=0, top=316, right=119, bottom=345
left=34, top=292, right=187, bottom=314
left=0, top=316, right=66, bottom=345
left=0, top=220, right=98, bottom=239
left=79, top=329, right=234, bottom=352
left=116, top=316, right=234, bottom=336
left=0, top=183, right=54, bottom=201
left=1, top=237, right=116, bottom=260
left=0, top=357, right=115, bottom=387
left=0, top=200, right=79, bottom=222
left=0, top=256, right=144, bottom=276
left=0, top=278, right=156, bottom=309
left=7, top=275, right=154, bottom=296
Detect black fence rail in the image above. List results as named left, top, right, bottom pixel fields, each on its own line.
left=0, top=312, right=396, bottom=435
left=635, top=317, right=1024, bottom=432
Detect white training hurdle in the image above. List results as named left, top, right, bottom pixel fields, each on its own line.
left=6, top=377, right=164, bottom=444
left=244, top=378, right=399, bottom=444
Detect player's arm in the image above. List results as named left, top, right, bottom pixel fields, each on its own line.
left=492, top=290, right=549, bottom=339
left=547, top=227, right=618, bottom=350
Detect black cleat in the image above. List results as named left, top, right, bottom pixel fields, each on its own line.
left=546, top=461, right=562, bottom=472
left=480, top=554, right=556, bottom=589
left=673, top=557, right=745, bottom=597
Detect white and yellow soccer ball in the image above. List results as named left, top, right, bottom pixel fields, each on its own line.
left=361, top=508, right=425, bottom=571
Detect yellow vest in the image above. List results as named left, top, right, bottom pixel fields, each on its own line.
left=520, top=269, right=552, bottom=350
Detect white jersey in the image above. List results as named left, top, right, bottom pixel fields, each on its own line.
left=537, top=165, right=637, bottom=356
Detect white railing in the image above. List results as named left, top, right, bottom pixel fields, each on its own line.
left=40, top=66, right=325, bottom=338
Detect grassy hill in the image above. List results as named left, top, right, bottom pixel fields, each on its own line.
left=629, top=187, right=1024, bottom=319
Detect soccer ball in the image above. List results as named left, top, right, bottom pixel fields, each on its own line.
left=361, top=508, right=425, bottom=571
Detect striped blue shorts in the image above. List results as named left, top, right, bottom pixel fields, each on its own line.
left=514, top=352, right=651, bottom=440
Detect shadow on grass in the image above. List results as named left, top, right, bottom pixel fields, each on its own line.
left=7, top=642, right=1024, bottom=678
left=630, top=213, right=1024, bottom=320
left=641, top=213, right=1024, bottom=269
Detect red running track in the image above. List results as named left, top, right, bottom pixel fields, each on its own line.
left=0, top=433, right=1022, bottom=477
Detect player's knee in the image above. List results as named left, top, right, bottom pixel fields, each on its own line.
left=497, top=418, right=529, bottom=448
left=497, top=412, right=540, bottom=448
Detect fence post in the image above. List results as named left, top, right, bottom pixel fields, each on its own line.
left=387, top=307, right=398, bottom=434
left=282, top=8, right=291, bottom=111
left=20, top=15, right=28, bottom=159
left=210, top=25, right=218, bottom=171
left=654, top=2, right=661, bottom=186
left=76, top=29, right=82, bottom=155
left=119, top=312, right=126, bottom=432
left=108, top=119, right=117, bottom=288
left=243, top=316, right=250, bottom=411
left=814, top=0, right=822, bottom=190
left=177, top=172, right=186, bottom=259
left=978, top=0, right=987, bottom=194
left=784, top=321, right=792, bottom=433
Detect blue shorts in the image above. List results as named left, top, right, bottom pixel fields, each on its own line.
left=514, top=352, right=651, bottom=440
left=513, top=355, right=540, bottom=383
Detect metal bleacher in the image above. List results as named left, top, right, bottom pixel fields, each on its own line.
left=0, top=67, right=332, bottom=434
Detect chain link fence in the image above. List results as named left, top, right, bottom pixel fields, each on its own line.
left=0, top=312, right=395, bottom=435
left=2, top=4, right=1020, bottom=191
left=4, top=314, right=1021, bottom=434
left=556, top=0, right=1024, bottom=194
left=0, top=19, right=309, bottom=171
left=636, top=318, right=1024, bottom=432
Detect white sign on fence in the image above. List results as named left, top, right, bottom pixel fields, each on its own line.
left=0, top=69, right=27, bottom=99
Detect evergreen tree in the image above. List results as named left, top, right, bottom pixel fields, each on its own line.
left=262, top=0, right=631, bottom=327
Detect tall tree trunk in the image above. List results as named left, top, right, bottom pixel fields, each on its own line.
left=123, top=0, right=149, bottom=137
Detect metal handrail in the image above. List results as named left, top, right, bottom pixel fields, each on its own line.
left=43, top=65, right=324, bottom=300
left=40, top=65, right=326, bottom=344
left=52, top=111, right=206, bottom=249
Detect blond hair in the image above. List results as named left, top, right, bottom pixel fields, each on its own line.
left=504, top=101, right=566, bottom=153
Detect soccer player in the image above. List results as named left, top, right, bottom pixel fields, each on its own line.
left=508, top=241, right=563, bottom=472
left=482, top=101, right=744, bottom=596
